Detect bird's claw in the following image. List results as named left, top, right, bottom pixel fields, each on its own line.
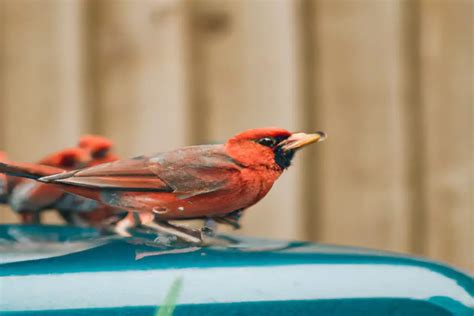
left=200, top=225, right=216, bottom=240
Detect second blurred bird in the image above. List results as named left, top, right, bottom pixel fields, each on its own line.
left=1, top=135, right=126, bottom=227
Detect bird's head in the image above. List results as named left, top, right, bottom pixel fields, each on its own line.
left=225, top=127, right=326, bottom=170
left=38, top=148, right=91, bottom=170
left=78, top=135, right=118, bottom=164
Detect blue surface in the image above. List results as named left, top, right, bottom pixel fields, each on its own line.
left=0, top=224, right=472, bottom=315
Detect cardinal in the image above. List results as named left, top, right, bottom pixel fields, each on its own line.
left=56, top=135, right=125, bottom=226
left=78, top=134, right=119, bottom=166
left=0, top=152, right=9, bottom=203
left=7, top=147, right=91, bottom=223
left=6, top=135, right=123, bottom=226
left=0, top=128, right=325, bottom=242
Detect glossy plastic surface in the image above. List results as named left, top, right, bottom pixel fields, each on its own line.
left=0, top=225, right=472, bottom=315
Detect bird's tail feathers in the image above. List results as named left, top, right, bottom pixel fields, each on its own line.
left=0, top=161, right=65, bottom=180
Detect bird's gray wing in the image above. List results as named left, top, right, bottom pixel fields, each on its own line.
left=41, top=145, right=242, bottom=197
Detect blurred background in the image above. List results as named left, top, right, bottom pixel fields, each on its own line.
left=0, top=0, right=472, bottom=272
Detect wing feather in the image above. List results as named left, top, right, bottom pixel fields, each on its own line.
left=41, top=145, right=241, bottom=197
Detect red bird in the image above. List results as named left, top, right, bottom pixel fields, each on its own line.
left=0, top=152, right=9, bottom=203
left=7, top=148, right=91, bottom=223
left=56, top=135, right=125, bottom=226
left=0, top=128, right=325, bottom=242
left=78, top=135, right=119, bottom=166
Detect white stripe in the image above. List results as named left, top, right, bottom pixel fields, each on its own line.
left=1, top=264, right=472, bottom=311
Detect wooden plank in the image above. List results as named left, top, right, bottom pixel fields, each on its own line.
left=190, top=0, right=305, bottom=239
left=90, top=0, right=189, bottom=157
left=2, top=0, right=86, bottom=161
left=1, top=0, right=86, bottom=223
left=310, top=0, right=410, bottom=251
left=419, top=0, right=473, bottom=272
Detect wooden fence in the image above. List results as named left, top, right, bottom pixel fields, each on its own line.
left=0, top=0, right=472, bottom=272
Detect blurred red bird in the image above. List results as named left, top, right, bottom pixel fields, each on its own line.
left=5, top=135, right=120, bottom=224
left=8, top=147, right=91, bottom=223
left=78, top=135, right=119, bottom=166
left=0, top=128, right=326, bottom=242
left=56, top=135, right=125, bottom=226
left=0, top=152, right=9, bottom=203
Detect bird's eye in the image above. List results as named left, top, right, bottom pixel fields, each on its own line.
left=92, top=147, right=108, bottom=159
left=59, top=154, right=77, bottom=168
left=257, top=137, right=276, bottom=147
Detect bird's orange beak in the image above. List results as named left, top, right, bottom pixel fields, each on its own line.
left=280, top=131, right=326, bottom=151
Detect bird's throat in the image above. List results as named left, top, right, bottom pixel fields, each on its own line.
left=274, top=147, right=295, bottom=170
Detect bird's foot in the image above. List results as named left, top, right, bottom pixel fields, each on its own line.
left=108, top=211, right=139, bottom=237
left=138, top=214, right=202, bottom=244
left=201, top=219, right=217, bottom=238
left=211, top=209, right=244, bottom=230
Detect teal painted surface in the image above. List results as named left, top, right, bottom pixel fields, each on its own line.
left=0, top=225, right=473, bottom=316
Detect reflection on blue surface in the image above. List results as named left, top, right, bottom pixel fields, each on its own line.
left=0, top=225, right=472, bottom=316
left=1, top=300, right=460, bottom=316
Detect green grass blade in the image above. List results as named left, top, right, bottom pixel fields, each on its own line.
left=155, top=276, right=183, bottom=316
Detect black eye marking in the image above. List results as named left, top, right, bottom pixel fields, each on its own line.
left=256, top=137, right=277, bottom=147
left=92, top=148, right=108, bottom=159
left=59, top=155, right=77, bottom=168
